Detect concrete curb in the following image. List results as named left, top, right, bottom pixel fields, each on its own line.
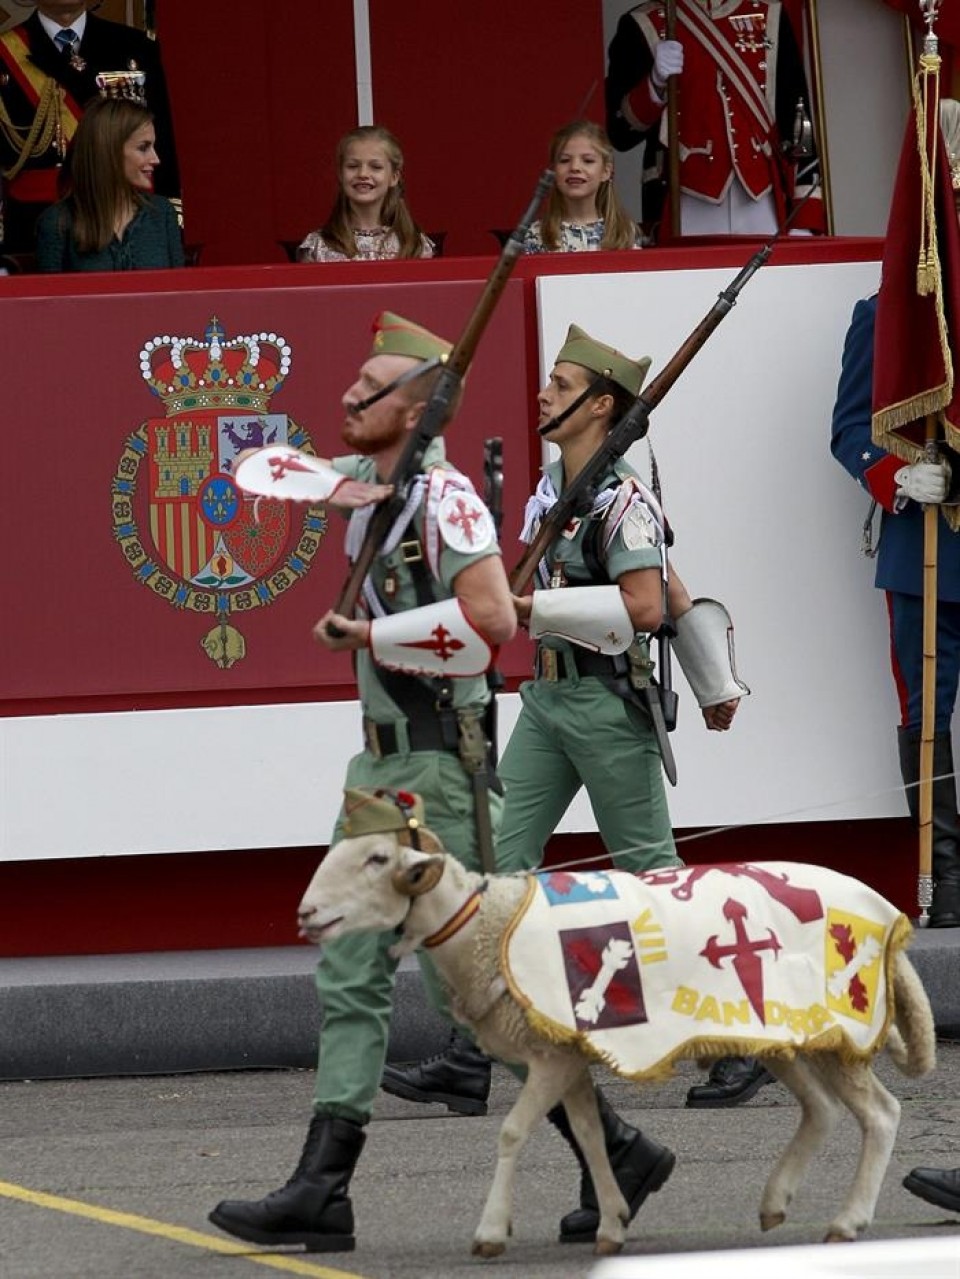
left=1, top=928, right=957, bottom=1081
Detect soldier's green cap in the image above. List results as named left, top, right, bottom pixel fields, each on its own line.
left=343, top=786, right=425, bottom=840
left=370, top=312, right=452, bottom=363
left=555, top=323, right=651, bottom=399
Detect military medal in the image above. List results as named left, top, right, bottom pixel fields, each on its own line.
left=69, top=49, right=86, bottom=71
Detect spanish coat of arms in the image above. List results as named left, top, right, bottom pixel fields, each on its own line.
left=111, top=317, right=326, bottom=666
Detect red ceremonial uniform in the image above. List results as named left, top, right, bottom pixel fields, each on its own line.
left=605, top=0, right=824, bottom=234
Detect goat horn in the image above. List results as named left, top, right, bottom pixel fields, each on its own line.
left=391, top=856, right=445, bottom=897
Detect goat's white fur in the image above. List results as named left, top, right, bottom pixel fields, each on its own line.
left=298, top=834, right=936, bottom=1258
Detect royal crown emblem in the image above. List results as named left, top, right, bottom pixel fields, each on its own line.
left=111, top=317, right=326, bottom=667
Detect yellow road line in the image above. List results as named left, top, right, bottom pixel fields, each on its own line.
left=0, top=1179, right=366, bottom=1278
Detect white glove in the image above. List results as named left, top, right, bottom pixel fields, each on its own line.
left=894, top=460, right=951, bottom=504
left=651, top=40, right=684, bottom=94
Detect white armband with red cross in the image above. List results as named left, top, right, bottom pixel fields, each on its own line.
left=234, top=446, right=347, bottom=502
left=529, top=585, right=634, bottom=654
left=673, top=598, right=751, bottom=707
left=369, top=598, right=494, bottom=677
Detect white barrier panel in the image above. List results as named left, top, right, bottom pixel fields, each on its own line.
left=536, top=259, right=914, bottom=837
left=3, top=257, right=932, bottom=862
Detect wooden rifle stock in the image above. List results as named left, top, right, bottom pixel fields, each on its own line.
left=510, top=240, right=773, bottom=593
left=329, top=168, right=555, bottom=628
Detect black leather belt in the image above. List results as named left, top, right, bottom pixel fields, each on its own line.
left=362, top=717, right=457, bottom=758
left=536, top=646, right=620, bottom=682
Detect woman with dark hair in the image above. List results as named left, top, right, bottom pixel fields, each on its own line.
left=35, top=95, right=183, bottom=272
left=297, top=125, right=434, bottom=262
left=523, top=120, right=642, bottom=253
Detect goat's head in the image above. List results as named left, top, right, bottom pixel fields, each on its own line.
left=298, top=832, right=446, bottom=946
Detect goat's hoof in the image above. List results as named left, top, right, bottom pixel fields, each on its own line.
left=760, top=1211, right=786, bottom=1232
left=471, top=1240, right=506, bottom=1258
left=823, top=1229, right=856, bottom=1244
left=594, top=1237, right=625, bottom=1257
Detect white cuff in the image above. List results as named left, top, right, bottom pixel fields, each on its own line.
left=234, top=446, right=346, bottom=502
left=673, top=598, right=750, bottom=707
left=530, top=585, right=634, bottom=654
left=370, top=598, right=493, bottom=677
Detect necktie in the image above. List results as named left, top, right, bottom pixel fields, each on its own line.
left=55, top=29, right=78, bottom=58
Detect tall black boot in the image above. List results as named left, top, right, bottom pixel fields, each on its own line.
left=547, top=1089, right=675, bottom=1244
left=208, top=1114, right=365, bottom=1252
left=380, top=1028, right=491, bottom=1116
left=898, top=728, right=960, bottom=927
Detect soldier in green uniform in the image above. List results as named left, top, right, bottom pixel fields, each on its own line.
left=497, top=323, right=740, bottom=874
left=207, top=312, right=517, bottom=1253
left=383, top=324, right=756, bottom=1241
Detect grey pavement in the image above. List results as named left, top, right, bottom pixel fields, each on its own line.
left=0, top=1046, right=959, bottom=1279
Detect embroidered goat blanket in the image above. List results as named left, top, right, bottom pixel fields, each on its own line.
left=501, top=862, right=912, bottom=1081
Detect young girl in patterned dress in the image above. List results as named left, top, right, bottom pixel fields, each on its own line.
left=523, top=120, right=642, bottom=254
left=297, top=125, right=434, bottom=262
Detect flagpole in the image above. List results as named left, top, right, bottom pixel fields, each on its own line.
left=919, top=418, right=938, bottom=926
left=916, top=0, right=943, bottom=927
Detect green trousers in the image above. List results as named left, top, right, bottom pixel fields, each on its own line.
left=313, top=746, right=501, bottom=1122
left=496, top=673, right=681, bottom=874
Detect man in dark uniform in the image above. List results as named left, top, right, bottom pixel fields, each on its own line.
left=0, top=1, right=180, bottom=254
left=831, top=292, right=960, bottom=932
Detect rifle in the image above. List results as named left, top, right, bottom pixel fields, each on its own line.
left=326, top=171, right=554, bottom=634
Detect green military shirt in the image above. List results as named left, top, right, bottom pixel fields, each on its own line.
left=332, top=439, right=501, bottom=723
left=537, top=456, right=665, bottom=667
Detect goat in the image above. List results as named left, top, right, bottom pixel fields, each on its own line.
left=297, top=837, right=936, bottom=1257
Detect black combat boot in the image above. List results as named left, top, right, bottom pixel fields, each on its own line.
left=380, top=1028, right=491, bottom=1116
left=208, top=1114, right=365, bottom=1252
left=685, top=1056, right=774, bottom=1108
left=903, top=1166, right=960, bottom=1213
left=898, top=728, right=960, bottom=927
left=548, top=1089, right=675, bottom=1243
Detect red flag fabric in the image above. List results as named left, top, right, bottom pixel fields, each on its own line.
left=872, top=85, right=960, bottom=481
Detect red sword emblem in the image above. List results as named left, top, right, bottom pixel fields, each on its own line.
left=446, top=496, right=485, bottom=545
left=266, top=452, right=318, bottom=482
left=701, top=897, right=782, bottom=1023
left=398, top=624, right=466, bottom=663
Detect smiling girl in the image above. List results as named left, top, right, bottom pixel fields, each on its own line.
left=35, top=96, right=183, bottom=272
left=298, top=125, right=434, bottom=263
left=523, top=120, right=642, bottom=253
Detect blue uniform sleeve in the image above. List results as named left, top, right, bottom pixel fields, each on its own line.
left=830, top=295, right=901, bottom=510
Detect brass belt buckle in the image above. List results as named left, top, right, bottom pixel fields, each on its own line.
left=399, top=539, right=423, bottom=563
left=363, top=718, right=382, bottom=759
left=540, top=648, right=559, bottom=682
